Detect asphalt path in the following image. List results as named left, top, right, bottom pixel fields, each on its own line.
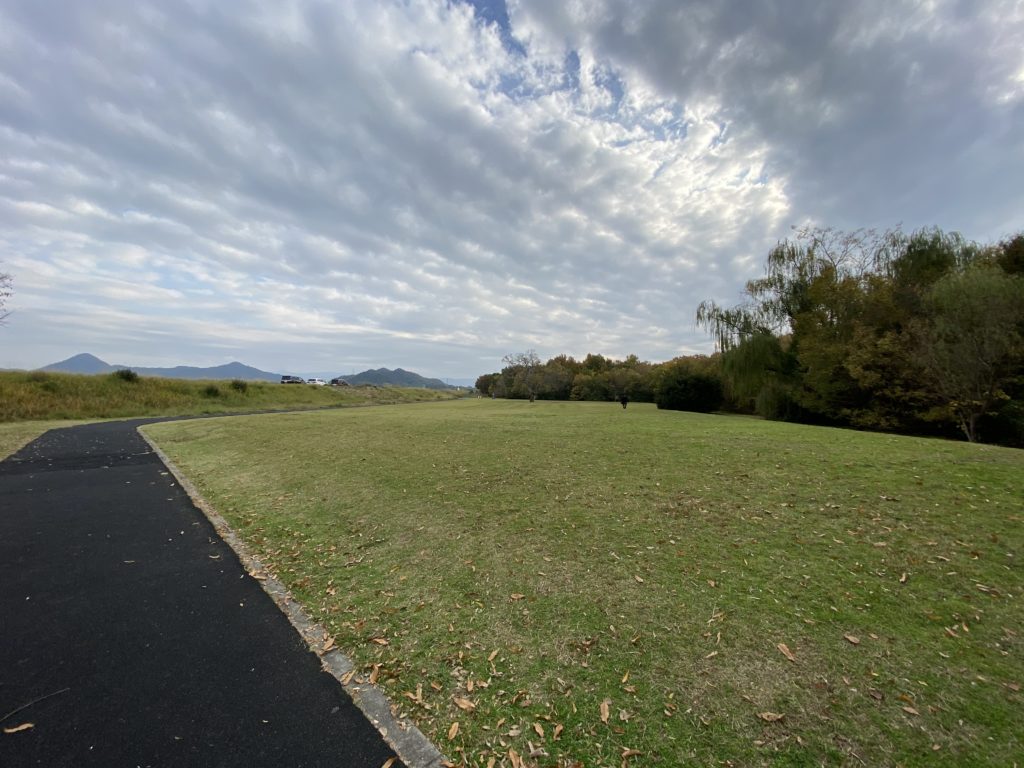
left=0, top=419, right=404, bottom=767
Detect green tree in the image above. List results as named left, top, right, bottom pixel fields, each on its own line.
left=474, top=373, right=498, bottom=396
left=911, top=265, right=1024, bottom=442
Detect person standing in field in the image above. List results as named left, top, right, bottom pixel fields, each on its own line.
left=619, top=394, right=629, bottom=409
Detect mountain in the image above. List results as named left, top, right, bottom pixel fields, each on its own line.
left=341, top=367, right=453, bottom=389
left=38, top=354, right=282, bottom=382
left=39, top=353, right=116, bottom=374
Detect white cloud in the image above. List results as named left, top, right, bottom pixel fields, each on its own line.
left=0, top=0, right=1020, bottom=376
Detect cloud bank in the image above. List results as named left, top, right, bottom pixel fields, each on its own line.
left=1, top=0, right=1020, bottom=376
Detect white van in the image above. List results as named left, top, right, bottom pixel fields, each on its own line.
left=307, top=378, right=326, bottom=386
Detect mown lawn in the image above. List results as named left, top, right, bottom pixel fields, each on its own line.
left=144, top=399, right=1023, bottom=767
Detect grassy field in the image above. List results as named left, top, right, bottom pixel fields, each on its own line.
left=0, top=370, right=461, bottom=422
left=144, top=400, right=1023, bottom=767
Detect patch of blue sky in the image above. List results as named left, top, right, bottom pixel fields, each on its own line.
left=460, top=0, right=525, bottom=56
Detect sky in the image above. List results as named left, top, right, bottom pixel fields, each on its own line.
left=1, top=0, right=1022, bottom=379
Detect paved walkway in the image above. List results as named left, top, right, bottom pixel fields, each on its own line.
left=0, top=420, right=404, bottom=767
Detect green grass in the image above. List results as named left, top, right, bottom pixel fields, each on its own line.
left=0, top=370, right=461, bottom=422
left=144, top=400, right=1023, bottom=767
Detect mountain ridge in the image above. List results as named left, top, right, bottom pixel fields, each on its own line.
left=36, top=354, right=458, bottom=388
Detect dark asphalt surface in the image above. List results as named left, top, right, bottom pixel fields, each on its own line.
left=0, top=419, right=403, bottom=767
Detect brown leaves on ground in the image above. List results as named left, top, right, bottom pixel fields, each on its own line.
left=448, top=721, right=460, bottom=739
left=844, top=634, right=861, bottom=645
left=381, top=758, right=398, bottom=768
left=777, top=642, right=796, bottom=662
left=453, top=696, right=476, bottom=712
left=758, top=712, right=785, bottom=722
left=600, top=698, right=612, bottom=724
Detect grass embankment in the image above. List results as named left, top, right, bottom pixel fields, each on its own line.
left=144, top=400, right=1023, bottom=767
left=0, top=370, right=461, bottom=423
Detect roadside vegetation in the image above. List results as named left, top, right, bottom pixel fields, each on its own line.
left=0, top=370, right=461, bottom=423
left=145, top=399, right=1024, bottom=767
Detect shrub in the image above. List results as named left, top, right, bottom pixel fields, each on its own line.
left=203, top=384, right=221, bottom=397
left=230, top=379, right=248, bottom=393
left=113, top=368, right=140, bottom=383
left=654, top=364, right=724, bottom=412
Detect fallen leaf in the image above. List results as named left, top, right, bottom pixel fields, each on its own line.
left=486, top=758, right=496, bottom=768
left=488, top=649, right=499, bottom=662
left=534, top=722, right=544, bottom=738
left=466, top=679, right=474, bottom=693
left=621, top=671, right=630, bottom=683
left=758, top=712, right=785, bottom=722
left=553, top=723, right=564, bottom=740
left=508, top=748, right=523, bottom=768
left=777, top=643, right=796, bottom=662
left=381, top=758, right=398, bottom=768
left=341, top=670, right=356, bottom=685
left=322, top=637, right=336, bottom=652
left=622, top=748, right=642, bottom=758
left=510, top=593, right=525, bottom=601
left=454, top=697, right=476, bottom=711
left=902, top=706, right=920, bottom=716
left=634, top=575, right=644, bottom=583
left=900, top=572, right=908, bottom=584
left=448, top=721, right=459, bottom=739
left=844, top=634, right=861, bottom=645
left=3, top=723, right=34, bottom=734
left=371, top=637, right=389, bottom=646
left=600, top=698, right=611, bottom=724
left=369, top=664, right=381, bottom=685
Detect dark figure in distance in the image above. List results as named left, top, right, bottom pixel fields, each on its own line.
left=619, top=394, right=629, bottom=409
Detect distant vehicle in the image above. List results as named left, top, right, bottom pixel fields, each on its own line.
left=329, top=377, right=350, bottom=387
left=280, top=375, right=305, bottom=384
left=307, top=378, right=327, bottom=386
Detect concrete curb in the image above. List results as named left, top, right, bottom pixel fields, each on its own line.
left=139, top=426, right=449, bottom=768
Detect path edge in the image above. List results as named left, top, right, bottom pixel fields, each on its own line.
left=138, top=426, right=449, bottom=768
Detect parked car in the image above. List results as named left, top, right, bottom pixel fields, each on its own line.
left=329, top=377, right=350, bottom=387
left=307, top=378, right=326, bottom=386
left=280, top=375, right=305, bottom=384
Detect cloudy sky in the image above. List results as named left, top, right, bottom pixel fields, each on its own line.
left=1, top=0, right=1022, bottom=379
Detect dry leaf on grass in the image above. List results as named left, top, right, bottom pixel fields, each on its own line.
left=3, top=723, right=34, bottom=734
left=902, top=706, right=920, bottom=716
left=758, top=712, right=785, bottom=722
left=600, top=698, right=611, bottom=724
left=622, top=748, right=642, bottom=758
left=488, top=649, right=499, bottom=662
left=454, top=697, right=476, bottom=711
left=448, top=721, right=459, bottom=739
left=533, top=722, right=544, bottom=738
left=381, top=758, right=398, bottom=768
left=777, top=643, right=796, bottom=662
left=553, top=723, right=564, bottom=740
left=844, top=634, right=861, bottom=645
left=371, top=637, right=389, bottom=646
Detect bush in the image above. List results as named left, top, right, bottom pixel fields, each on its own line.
left=655, top=369, right=723, bottom=412
left=203, top=384, right=221, bottom=397
left=113, top=368, right=140, bottom=383
left=230, top=379, right=248, bottom=393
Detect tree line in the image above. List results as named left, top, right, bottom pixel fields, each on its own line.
left=477, top=226, right=1024, bottom=446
